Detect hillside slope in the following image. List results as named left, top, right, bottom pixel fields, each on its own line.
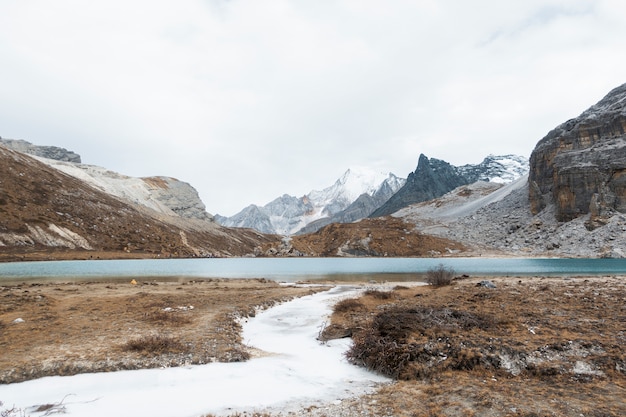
left=0, top=146, right=274, bottom=260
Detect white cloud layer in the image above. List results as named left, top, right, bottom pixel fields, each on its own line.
left=1, top=0, right=625, bottom=215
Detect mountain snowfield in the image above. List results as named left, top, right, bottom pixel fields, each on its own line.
left=216, top=167, right=406, bottom=235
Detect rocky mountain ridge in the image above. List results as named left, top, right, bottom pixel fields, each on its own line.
left=219, top=155, right=528, bottom=236
left=38, top=158, right=214, bottom=222
left=371, top=154, right=529, bottom=217
left=1, top=137, right=213, bottom=222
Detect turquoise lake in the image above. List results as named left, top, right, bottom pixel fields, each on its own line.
left=1, top=257, right=625, bottom=282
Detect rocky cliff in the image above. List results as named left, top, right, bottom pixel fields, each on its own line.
left=529, top=83, right=626, bottom=224
left=0, top=137, right=81, bottom=163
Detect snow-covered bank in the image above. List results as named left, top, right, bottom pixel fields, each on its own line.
left=0, top=286, right=389, bottom=417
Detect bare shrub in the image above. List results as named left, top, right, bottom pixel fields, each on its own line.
left=333, top=298, right=364, bottom=313
left=363, top=289, right=393, bottom=299
left=346, top=306, right=498, bottom=379
left=393, top=285, right=410, bottom=290
left=425, top=263, right=455, bottom=287
left=122, top=334, right=186, bottom=354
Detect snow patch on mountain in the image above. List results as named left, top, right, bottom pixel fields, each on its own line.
left=458, top=154, right=529, bottom=184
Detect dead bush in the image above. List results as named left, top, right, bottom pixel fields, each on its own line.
left=346, top=306, right=498, bottom=379
left=363, top=289, right=393, bottom=299
left=425, top=263, right=455, bottom=287
left=333, top=298, right=364, bottom=313
left=122, top=334, right=186, bottom=354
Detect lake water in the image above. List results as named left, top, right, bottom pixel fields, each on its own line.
left=1, top=257, right=625, bottom=282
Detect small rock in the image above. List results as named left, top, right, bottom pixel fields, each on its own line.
left=477, top=280, right=497, bottom=289
left=12, top=318, right=25, bottom=324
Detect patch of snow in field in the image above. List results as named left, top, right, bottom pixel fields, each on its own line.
left=0, top=286, right=389, bottom=417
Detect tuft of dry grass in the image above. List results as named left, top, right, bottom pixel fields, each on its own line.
left=143, top=310, right=192, bottom=325
left=332, top=298, right=365, bottom=313
left=121, top=334, right=187, bottom=354
left=363, top=289, right=393, bottom=299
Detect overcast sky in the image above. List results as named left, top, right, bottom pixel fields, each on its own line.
left=1, top=1, right=625, bottom=216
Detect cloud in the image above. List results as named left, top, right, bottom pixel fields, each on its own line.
left=1, top=0, right=625, bottom=215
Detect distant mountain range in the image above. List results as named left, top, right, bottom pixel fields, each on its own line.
left=215, top=167, right=405, bottom=235
left=216, top=154, right=529, bottom=235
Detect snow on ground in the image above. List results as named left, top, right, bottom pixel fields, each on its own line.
left=0, top=286, right=390, bottom=417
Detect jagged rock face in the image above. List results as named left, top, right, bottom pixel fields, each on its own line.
left=0, top=137, right=81, bottom=163
left=529, top=83, right=626, bottom=222
left=370, top=155, right=470, bottom=217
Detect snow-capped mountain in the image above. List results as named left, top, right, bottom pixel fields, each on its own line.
left=215, top=167, right=406, bottom=235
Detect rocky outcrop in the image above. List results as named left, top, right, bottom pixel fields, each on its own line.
left=0, top=137, right=81, bottom=163
left=370, top=155, right=472, bottom=217
left=141, top=176, right=213, bottom=222
left=529, top=83, right=626, bottom=223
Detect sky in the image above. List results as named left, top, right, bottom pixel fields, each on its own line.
left=0, top=285, right=390, bottom=416
left=1, top=0, right=626, bottom=216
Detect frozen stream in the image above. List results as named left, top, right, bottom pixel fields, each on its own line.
left=0, top=286, right=389, bottom=417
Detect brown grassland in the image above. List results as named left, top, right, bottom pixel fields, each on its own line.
left=1, top=275, right=625, bottom=417
left=316, top=275, right=626, bottom=417
left=0, top=278, right=324, bottom=384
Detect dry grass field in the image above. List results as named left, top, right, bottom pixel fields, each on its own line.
left=0, top=278, right=323, bottom=384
